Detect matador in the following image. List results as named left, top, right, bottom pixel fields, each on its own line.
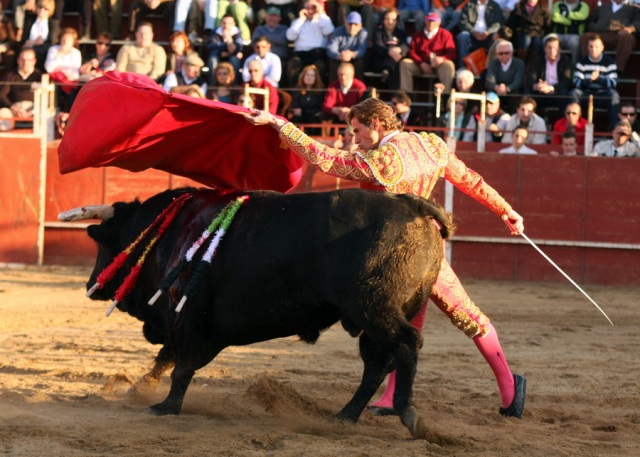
left=243, top=97, right=527, bottom=418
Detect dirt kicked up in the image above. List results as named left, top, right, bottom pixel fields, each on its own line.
left=0, top=265, right=638, bottom=456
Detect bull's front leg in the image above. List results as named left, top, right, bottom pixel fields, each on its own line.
left=147, top=363, right=195, bottom=415
left=131, top=344, right=175, bottom=393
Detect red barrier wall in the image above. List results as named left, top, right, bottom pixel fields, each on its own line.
left=1, top=137, right=637, bottom=285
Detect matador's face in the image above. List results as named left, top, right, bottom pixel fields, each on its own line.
left=350, top=118, right=381, bottom=151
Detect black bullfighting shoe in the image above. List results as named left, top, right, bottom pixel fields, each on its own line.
left=499, top=374, right=527, bottom=418
left=367, top=405, right=400, bottom=416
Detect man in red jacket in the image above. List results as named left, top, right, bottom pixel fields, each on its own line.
left=399, top=11, right=456, bottom=94
left=322, top=62, right=367, bottom=123
left=245, top=59, right=279, bottom=115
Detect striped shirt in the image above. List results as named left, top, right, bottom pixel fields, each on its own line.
left=573, top=54, right=617, bottom=91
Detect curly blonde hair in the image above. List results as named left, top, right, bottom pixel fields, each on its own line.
left=348, top=98, right=403, bottom=132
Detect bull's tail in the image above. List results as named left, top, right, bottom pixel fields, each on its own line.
left=398, top=194, right=454, bottom=239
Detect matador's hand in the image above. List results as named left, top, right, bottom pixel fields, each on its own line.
left=242, top=109, right=284, bottom=130
left=502, top=209, right=524, bottom=235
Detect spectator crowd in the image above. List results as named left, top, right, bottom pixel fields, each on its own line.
left=0, top=0, right=639, bottom=156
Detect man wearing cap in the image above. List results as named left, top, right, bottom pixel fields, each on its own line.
left=336, top=0, right=376, bottom=38
left=242, top=36, right=282, bottom=87
left=252, top=6, right=289, bottom=62
left=399, top=11, right=456, bottom=94
left=526, top=34, right=572, bottom=113
left=258, top=1, right=297, bottom=27
left=163, top=52, right=208, bottom=95
left=475, top=91, right=511, bottom=142
left=590, top=120, right=640, bottom=157
left=327, top=11, right=368, bottom=83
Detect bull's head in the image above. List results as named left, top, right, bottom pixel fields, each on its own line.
left=58, top=200, right=143, bottom=301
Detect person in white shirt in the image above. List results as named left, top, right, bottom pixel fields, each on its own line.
left=502, top=96, right=548, bottom=144
left=589, top=121, right=640, bottom=158
left=44, top=26, right=82, bottom=81
left=285, top=0, right=334, bottom=86
left=242, top=36, right=282, bottom=87
left=500, top=126, right=538, bottom=154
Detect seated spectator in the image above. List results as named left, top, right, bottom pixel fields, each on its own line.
left=571, top=34, right=619, bottom=130
left=499, top=126, right=538, bottom=154
left=243, top=36, right=282, bottom=87
left=79, top=31, right=115, bottom=81
left=485, top=25, right=512, bottom=66
left=327, top=11, right=368, bottom=83
left=0, top=47, right=42, bottom=130
left=45, top=27, right=82, bottom=112
left=501, top=96, right=547, bottom=144
left=397, top=0, right=430, bottom=33
left=551, top=102, right=586, bottom=146
left=526, top=33, right=572, bottom=113
left=441, top=98, right=476, bottom=141
left=485, top=40, right=525, bottom=111
left=474, top=90, right=510, bottom=142
left=171, top=85, right=205, bottom=98
left=93, top=0, right=122, bottom=39
left=166, top=31, right=193, bottom=78
left=493, top=0, right=518, bottom=19
left=371, top=8, right=409, bottom=86
left=205, top=14, right=244, bottom=84
left=391, top=90, right=426, bottom=127
left=244, top=59, right=279, bottom=114
left=163, top=52, right=207, bottom=95
left=127, top=0, right=173, bottom=41
left=588, top=121, right=640, bottom=157
left=372, top=0, right=397, bottom=24
left=550, top=131, right=579, bottom=156
left=321, top=62, right=366, bottom=123
left=336, top=0, right=375, bottom=38
left=252, top=6, right=289, bottom=62
left=450, top=68, right=479, bottom=113
left=219, top=0, right=252, bottom=44
left=285, top=0, right=335, bottom=86
left=618, top=101, right=640, bottom=133
left=290, top=64, right=325, bottom=127
left=210, top=62, right=236, bottom=103
left=399, top=11, right=456, bottom=94
left=550, top=0, right=589, bottom=66
left=432, top=0, right=469, bottom=32
left=456, top=0, right=505, bottom=70
left=237, top=91, right=256, bottom=108
left=1, top=4, right=18, bottom=72
left=256, top=1, right=297, bottom=27
left=116, top=21, right=167, bottom=81
left=506, top=0, right=550, bottom=65
left=578, top=0, right=639, bottom=73
left=54, top=0, right=92, bottom=40
left=22, top=0, right=56, bottom=71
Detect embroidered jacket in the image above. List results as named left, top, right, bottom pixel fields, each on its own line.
left=279, top=123, right=513, bottom=216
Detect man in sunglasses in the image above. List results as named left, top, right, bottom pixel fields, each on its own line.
left=617, top=101, right=640, bottom=133
left=79, top=31, right=115, bottom=81
left=589, top=120, right=640, bottom=158
left=551, top=101, right=587, bottom=146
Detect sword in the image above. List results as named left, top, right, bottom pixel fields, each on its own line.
left=519, top=231, right=614, bottom=326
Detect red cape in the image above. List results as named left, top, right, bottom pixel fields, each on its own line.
left=57, top=71, right=304, bottom=193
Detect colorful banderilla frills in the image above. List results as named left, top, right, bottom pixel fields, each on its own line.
left=85, top=192, right=193, bottom=317
left=148, top=195, right=249, bottom=313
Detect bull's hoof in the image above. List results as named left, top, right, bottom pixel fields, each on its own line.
left=147, top=402, right=180, bottom=416
left=333, top=410, right=359, bottom=423
left=400, top=406, right=427, bottom=439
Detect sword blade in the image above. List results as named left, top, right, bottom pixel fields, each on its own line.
left=520, top=232, right=614, bottom=326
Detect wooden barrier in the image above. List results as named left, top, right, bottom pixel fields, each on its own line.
left=0, top=137, right=638, bottom=286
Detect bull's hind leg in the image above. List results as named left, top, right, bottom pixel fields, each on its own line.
left=337, top=317, right=425, bottom=438
left=335, top=334, right=393, bottom=423
left=130, top=344, right=175, bottom=394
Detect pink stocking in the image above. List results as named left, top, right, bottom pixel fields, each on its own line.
left=370, top=303, right=428, bottom=408
left=473, top=323, right=515, bottom=408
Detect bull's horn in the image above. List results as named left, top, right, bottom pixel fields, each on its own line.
left=58, top=205, right=115, bottom=222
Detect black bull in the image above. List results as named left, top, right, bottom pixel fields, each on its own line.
left=69, top=187, right=453, bottom=438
